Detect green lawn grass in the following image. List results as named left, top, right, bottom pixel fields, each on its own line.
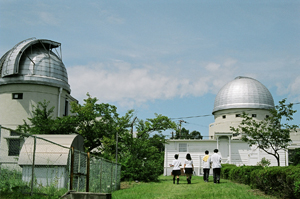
left=112, top=175, right=278, bottom=199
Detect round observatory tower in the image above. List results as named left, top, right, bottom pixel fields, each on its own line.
left=0, top=38, right=77, bottom=128
left=209, top=76, right=274, bottom=139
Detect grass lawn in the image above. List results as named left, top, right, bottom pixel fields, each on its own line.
left=112, top=175, right=278, bottom=199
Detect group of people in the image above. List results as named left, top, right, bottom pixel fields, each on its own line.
left=170, top=149, right=222, bottom=184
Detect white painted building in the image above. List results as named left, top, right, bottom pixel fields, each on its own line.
left=164, top=76, right=300, bottom=176
left=0, top=38, right=78, bottom=168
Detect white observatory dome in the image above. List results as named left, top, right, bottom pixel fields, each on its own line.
left=0, top=38, right=70, bottom=92
left=213, top=76, right=274, bottom=114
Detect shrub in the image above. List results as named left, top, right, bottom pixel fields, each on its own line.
left=221, top=164, right=236, bottom=179
left=229, top=165, right=263, bottom=185
left=256, top=157, right=271, bottom=167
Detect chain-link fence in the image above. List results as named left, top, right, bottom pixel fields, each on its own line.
left=0, top=126, right=121, bottom=196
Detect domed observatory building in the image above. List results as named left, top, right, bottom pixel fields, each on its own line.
left=0, top=38, right=77, bottom=168
left=209, top=76, right=274, bottom=140
left=164, top=76, right=290, bottom=176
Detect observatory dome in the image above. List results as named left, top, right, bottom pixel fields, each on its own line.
left=0, top=38, right=70, bottom=92
left=213, top=76, right=274, bottom=114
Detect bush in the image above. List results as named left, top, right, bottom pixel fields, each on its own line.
left=251, top=165, right=300, bottom=199
left=221, top=164, right=236, bottom=179
left=229, top=165, right=263, bottom=185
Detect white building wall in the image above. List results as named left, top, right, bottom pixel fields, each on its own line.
left=209, top=109, right=271, bottom=139
left=164, top=139, right=288, bottom=176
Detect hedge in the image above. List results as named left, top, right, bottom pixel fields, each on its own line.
left=220, top=164, right=300, bottom=199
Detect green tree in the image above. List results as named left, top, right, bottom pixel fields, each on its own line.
left=70, top=93, right=131, bottom=153
left=289, top=148, right=300, bottom=166
left=173, top=127, right=202, bottom=139
left=119, top=114, right=177, bottom=182
left=17, top=100, right=76, bottom=135
left=230, top=99, right=298, bottom=166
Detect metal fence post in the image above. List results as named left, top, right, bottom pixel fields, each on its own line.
left=86, top=152, right=90, bottom=192
left=70, top=147, right=74, bottom=190
left=30, top=136, right=36, bottom=196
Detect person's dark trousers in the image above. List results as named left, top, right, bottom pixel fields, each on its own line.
left=213, top=168, right=221, bottom=183
left=203, top=169, right=210, bottom=182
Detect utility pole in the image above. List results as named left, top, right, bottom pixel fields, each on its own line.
left=179, top=120, right=186, bottom=138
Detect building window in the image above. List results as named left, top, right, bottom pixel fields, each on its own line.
left=266, top=115, right=269, bottom=118
left=12, top=93, right=23, bottom=99
left=10, top=131, right=19, bottom=136
left=64, top=99, right=69, bottom=116
left=236, top=114, right=241, bottom=117
left=179, top=143, right=187, bottom=152
left=252, top=114, right=257, bottom=118
left=8, top=139, right=21, bottom=156
left=222, top=115, right=226, bottom=119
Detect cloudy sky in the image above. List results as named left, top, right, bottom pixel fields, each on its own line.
left=1, top=0, right=300, bottom=138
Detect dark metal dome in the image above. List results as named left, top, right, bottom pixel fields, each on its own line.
left=0, top=38, right=70, bottom=92
left=213, top=76, right=274, bottom=114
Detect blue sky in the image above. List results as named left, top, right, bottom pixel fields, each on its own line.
left=1, top=0, right=300, bottom=138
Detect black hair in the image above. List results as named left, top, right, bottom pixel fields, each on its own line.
left=186, top=153, right=192, bottom=160
left=174, top=154, right=179, bottom=159
left=214, top=149, right=219, bottom=153
left=205, top=150, right=209, bottom=155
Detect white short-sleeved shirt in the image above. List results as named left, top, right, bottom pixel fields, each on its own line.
left=184, top=159, right=193, bottom=168
left=202, top=155, right=211, bottom=169
left=211, top=153, right=222, bottom=168
left=172, top=159, right=181, bottom=170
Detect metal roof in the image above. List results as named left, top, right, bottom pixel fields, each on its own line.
left=0, top=38, right=70, bottom=92
left=213, top=76, right=274, bottom=114
left=18, top=134, right=84, bottom=166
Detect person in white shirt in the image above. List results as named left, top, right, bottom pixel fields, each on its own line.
left=210, top=149, right=222, bottom=184
left=170, top=154, right=182, bottom=184
left=202, top=150, right=211, bottom=182
left=183, top=153, right=194, bottom=184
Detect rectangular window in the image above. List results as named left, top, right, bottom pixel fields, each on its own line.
left=179, top=143, right=187, bottom=152
left=252, top=114, right=257, bottom=118
left=222, top=115, right=226, bottom=119
left=236, top=114, right=241, bottom=117
left=10, top=131, right=19, bottom=136
left=64, top=99, right=69, bottom=116
left=12, top=93, right=23, bottom=99
left=8, top=139, right=21, bottom=156
left=266, top=115, right=269, bottom=118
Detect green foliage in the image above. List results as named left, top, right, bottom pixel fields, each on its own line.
left=250, top=165, right=300, bottom=199
left=173, top=127, right=203, bottom=139
left=228, top=165, right=263, bottom=185
left=256, top=157, right=271, bottom=167
left=119, top=115, right=176, bottom=182
left=0, top=167, right=67, bottom=198
left=221, top=164, right=237, bottom=179
left=17, top=100, right=76, bottom=135
left=289, top=148, right=300, bottom=166
left=230, top=99, right=298, bottom=166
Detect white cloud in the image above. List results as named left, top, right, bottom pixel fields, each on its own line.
left=68, top=61, right=215, bottom=107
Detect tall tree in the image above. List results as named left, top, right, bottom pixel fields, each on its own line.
left=230, top=99, right=298, bottom=166
left=119, top=114, right=177, bottom=182
left=17, top=100, right=76, bottom=135
left=70, top=93, right=131, bottom=153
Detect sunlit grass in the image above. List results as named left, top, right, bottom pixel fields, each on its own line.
left=113, top=175, right=278, bottom=199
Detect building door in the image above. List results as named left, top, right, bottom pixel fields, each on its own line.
left=218, top=136, right=229, bottom=163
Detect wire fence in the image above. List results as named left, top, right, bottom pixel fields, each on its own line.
left=0, top=126, right=121, bottom=196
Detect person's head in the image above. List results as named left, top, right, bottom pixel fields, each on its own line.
left=186, top=153, right=192, bottom=160
left=214, top=149, right=219, bottom=153
left=205, top=150, right=209, bottom=155
left=174, top=154, right=179, bottom=159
